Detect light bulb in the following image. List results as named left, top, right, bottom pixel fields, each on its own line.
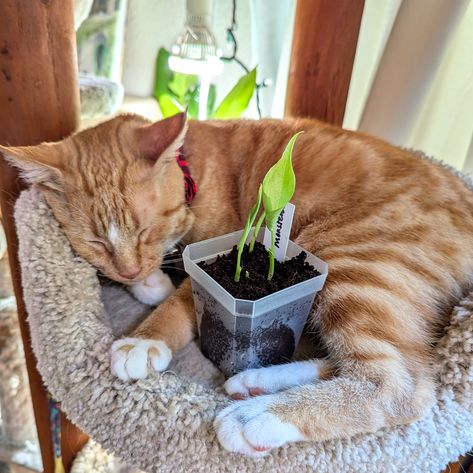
left=168, top=0, right=223, bottom=78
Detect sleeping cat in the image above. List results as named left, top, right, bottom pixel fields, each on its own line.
left=2, top=112, right=473, bottom=456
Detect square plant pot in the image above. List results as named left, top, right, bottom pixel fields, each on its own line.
left=182, top=229, right=328, bottom=377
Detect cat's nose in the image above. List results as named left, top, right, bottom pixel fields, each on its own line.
left=119, top=266, right=142, bottom=280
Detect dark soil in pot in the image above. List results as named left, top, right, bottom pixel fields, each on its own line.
left=198, top=241, right=319, bottom=300
left=199, top=304, right=297, bottom=375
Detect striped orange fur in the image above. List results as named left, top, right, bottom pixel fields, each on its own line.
left=2, top=113, right=473, bottom=454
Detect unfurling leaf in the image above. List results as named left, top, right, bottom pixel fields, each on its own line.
left=233, top=132, right=302, bottom=283
left=262, top=132, right=302, bottom=280
left=262, top=132, right=302, bottom=231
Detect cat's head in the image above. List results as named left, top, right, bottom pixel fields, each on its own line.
left=1, top=113, right=194, bottom=283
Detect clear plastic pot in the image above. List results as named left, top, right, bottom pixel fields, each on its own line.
left=182, top=229, right=328, bottom=377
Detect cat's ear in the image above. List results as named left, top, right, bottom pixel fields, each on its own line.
left=0, top=143, right=64, bottom=191
left=136, top=112, right=187, bottom=165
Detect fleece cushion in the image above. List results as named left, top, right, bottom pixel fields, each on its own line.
left=14, top=183, right=473, bottom=473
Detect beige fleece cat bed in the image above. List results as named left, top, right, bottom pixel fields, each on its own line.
left=14, top=184, right=473, bottom=473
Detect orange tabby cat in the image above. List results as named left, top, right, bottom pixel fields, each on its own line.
left=2, top=112, right=473, bottom=456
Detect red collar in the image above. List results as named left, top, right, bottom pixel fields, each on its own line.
left=176, top=146, right=197, bottom=205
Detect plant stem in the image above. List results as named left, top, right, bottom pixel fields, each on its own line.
left=235, top=225, right=251, bottom=282
left=249, top=211, right=265, bottom=252
left=235, top=247, right=243, bottom=282
left=234, top=187, right=262, bottom=282
left=268, top=226, right=275, bottom=280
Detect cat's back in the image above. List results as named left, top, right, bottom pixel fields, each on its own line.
left=188, top=118, right=473, bottom=224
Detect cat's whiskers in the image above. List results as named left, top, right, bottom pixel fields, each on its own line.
left=162, top=258, right=183, bottom=265
left=160, top=265, right=186, bottom=273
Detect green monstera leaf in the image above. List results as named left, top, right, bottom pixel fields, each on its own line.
left=262, top=132, right=302, bottom=231
left=233, top=132, right=303, bottom=282
left=262, top=132, right=302, bottom=279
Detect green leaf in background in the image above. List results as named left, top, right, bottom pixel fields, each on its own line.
left=186, top=83, right=217, bottom=119
left=262, top=132, right=302, bottom=231
left=158, top=93, right=183, bottom=118
left=154, top=49, right=256, bottom=120
left=153, top=48, right=173, bottom=101
left=168, top=73, right=199, bottom=102
left=207, top=83, right=217, bottom=117
left=153, top=48, right=186, bottom=117
left=212, top=68, right=257, bottom=119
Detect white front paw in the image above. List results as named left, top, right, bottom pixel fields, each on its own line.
left=129, top=269, right=175, bottom=305
left=224, top=361, right=320, bottom=399
left=214, top=395, right=304, bottom=457
left=110, top=337, right=172, bottom=381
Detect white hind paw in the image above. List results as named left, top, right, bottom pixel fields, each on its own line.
left=110, top=337, right=172, bottom=381
left=214, top=395, right=304, bottom=457
left=129, top=269, right=175, bottom=305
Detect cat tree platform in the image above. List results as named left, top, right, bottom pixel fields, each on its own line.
left=12, top=186, right=473, bottom=473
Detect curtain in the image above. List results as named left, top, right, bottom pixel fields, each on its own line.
left=345, top=0, right=473, bottom=171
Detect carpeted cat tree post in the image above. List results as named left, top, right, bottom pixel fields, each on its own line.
left=0, top=1, right=87, bottom=471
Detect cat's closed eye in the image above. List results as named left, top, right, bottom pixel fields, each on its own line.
left=138, top=227, right=151, bottom=240
left=88, top=239, right=111, bottom=252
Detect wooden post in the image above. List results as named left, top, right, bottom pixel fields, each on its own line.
left=0, top=1, right=88, bottom=472
left=285, top=0, right=365, bottom=125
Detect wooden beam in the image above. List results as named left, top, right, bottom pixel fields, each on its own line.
left=0, top=1, right=87, bottom=472
left=285, top=0, right=365, bottom=125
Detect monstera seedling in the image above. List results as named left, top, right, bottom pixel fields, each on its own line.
left=234, top=132, right=302, bottom=281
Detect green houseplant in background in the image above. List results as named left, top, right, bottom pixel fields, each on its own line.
left=153, top=48, right=257, bottom=119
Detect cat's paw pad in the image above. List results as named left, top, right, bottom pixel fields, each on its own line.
left=129, top=269, right=175, bottom=305
left=110, top=337, right=172, bottom=381
left=214, top=395, right=304, bottom=456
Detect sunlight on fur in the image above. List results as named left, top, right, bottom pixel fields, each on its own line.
left=2, top=112, right=473, bottom=456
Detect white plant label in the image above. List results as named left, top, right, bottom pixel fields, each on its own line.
left=263, top=203, right=295, bottom=262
